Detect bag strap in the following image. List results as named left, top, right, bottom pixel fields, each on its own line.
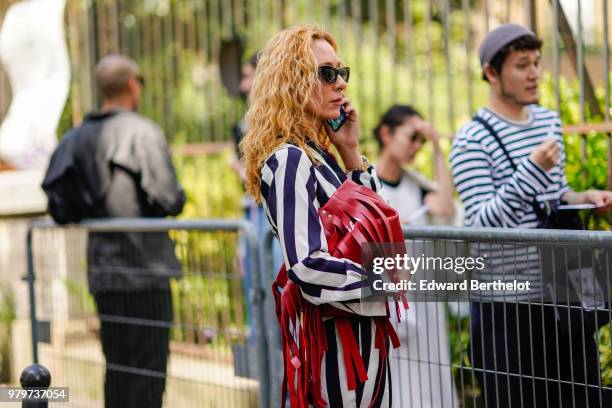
left=472, top=114, right=546, bottom=220
left=472, top=115, right=517, bottom=171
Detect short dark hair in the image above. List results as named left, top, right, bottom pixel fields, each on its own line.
left=95, top=54, right=140, bottom=99
left=483, top=34, right=542, bottom=82
left=373, top=104, right=422, bottom=149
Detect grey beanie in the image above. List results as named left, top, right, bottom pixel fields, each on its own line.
left=479, top=23, right=537, bottom=67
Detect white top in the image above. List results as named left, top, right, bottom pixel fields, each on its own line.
left=379, top=169, right=459, bottom=408
left=379, top=169, right=434, bottom=226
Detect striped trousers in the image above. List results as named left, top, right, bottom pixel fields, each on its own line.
left=319, top=316, right=392, bottom=407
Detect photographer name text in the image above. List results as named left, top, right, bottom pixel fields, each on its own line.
left=373, top=279, right=531, bottom=292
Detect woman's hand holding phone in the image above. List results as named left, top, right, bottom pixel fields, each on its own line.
left=324, top=97, right=362, bottom=170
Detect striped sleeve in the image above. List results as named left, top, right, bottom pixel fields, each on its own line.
left=260, top=146, right=370, bottom=305
left=347, top=163, right=383, bottom=193
left=450, top=126, right=556, bottom=227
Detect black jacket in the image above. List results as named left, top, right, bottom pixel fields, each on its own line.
left=43, top=110, right=186, bottom=294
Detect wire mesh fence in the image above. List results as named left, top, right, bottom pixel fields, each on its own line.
left=260, top=225, right=612, bottom=408
left=26, top=218, right=269, bottom=408
left=394, top=225, right=612, bottom=408
left=21, top=220, right=612, bottom=407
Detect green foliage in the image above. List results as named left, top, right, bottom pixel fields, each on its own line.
left=65, top=277, right=97, bottom=315
left=599, top=325, right=612, bottom=386
left=168, top=152, right=246, bottom=344
left=165, top=51, right=244, bottom=145
left=0, top=287, right=15, bottom=383
left=169, top=227, right=246, bottom=345
left=540, top=74, right=612, bottom=230
left=448, top=310, right=481, bottom=400
left=57, top=89, right=75, bottom=138
left=170, top=272, right=245, bottom=346
left=173, top=152, right=243, bottom=219
left=0, top=288, right=15, bottom=329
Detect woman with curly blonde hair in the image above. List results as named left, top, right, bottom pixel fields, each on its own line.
left=241, top=24, right=400, bottom=407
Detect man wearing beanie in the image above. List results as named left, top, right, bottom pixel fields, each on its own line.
left=450, top=24, right=612, bottom=407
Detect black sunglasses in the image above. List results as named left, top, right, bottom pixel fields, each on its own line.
left=318, top=66, right=350, bottom=84
left=136, top=75, right=145, bottom=87
left=410, top=131, right=426, bottom=144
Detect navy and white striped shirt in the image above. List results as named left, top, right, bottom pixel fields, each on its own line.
left=450, top=105, right=573, bottom=300
left=260, top=143, right=386, bottom=315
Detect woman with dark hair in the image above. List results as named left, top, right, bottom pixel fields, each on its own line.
left=241, top=25, right=405, bottom=407
left=374, top=105, right=455, bottom=225
left=374, top=104, right=458, bottom=407
left=231, top=51, right=260, bottom=177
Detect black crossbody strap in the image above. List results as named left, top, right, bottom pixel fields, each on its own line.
left=472, top=115, right=517, bottom=171
left=472, top=114, right=546, bottom=218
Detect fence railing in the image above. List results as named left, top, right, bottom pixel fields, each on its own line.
left=25, top=218, right=612, bottom=407
left=26, top=218, right=269, bottom=408
left=262, top=225, right=612, bottom=407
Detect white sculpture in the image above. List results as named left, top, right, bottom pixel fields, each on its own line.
left=0, top=0, right=70, bottom=170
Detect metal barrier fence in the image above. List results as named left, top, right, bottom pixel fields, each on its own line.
left=25, top=218, right=612, bottom=407
left=262, top=225, right=612, bottom=407
left=399, top=225, right=612, bottom=408
left=26, top=218, right=269, bottom=408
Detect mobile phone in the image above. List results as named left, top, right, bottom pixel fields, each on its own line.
left=327, top=106, right=347, bottom=132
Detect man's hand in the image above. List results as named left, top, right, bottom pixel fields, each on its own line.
left=562, top=190, right=612, bottom=213
left=584, top=190, right=612, bottom=213
left=529, top=137, right=559, bottom=171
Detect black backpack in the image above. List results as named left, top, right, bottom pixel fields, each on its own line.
left=41, top=129, right=100, bottom=224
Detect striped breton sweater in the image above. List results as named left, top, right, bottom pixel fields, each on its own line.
left=450, top=105, right=572, bottom=301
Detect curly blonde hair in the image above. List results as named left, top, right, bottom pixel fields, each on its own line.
left=240, top=24, right=337, bottom=202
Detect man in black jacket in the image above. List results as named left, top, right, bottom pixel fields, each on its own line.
left=43, top=54, right=185, bottom=408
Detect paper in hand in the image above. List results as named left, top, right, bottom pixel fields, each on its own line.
left=556, top=203, right=603, bottom=210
